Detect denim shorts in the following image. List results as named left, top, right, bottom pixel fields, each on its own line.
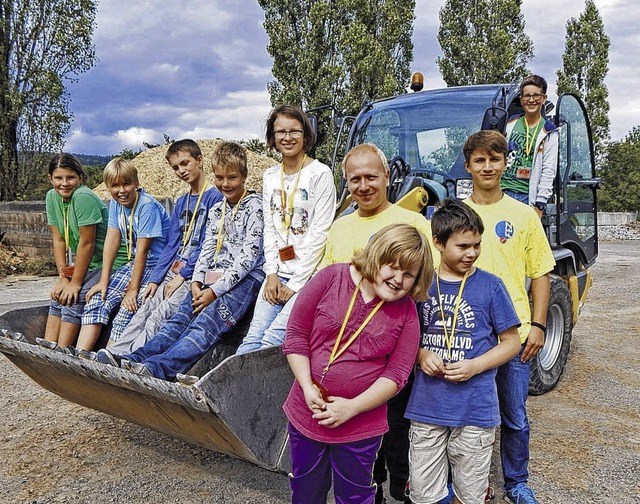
left=48, top=268, right=102, bottom=325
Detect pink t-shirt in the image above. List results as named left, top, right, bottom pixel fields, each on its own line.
left=282, top=263, right=420, bottom=443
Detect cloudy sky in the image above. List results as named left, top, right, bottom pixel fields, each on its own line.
left=63, top=0, right=638, bottom=155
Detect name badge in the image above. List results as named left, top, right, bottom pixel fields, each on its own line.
left=61, top=265, right=75, bottom=278
left=170, top=260, right=186, bottom=274
left=311, top=376, right=329, bottom=402
left=278, top=245, right=295, bottom=262
left=516, top=167, right=531, bottom=180
left=204, top=270, right=223, bottom=286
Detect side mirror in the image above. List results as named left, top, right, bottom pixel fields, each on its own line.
left=543, top=101, right=555, bottom=117
left=481, top=105, right=508, bottom=133
left=308, top=115, right=318, bottom=146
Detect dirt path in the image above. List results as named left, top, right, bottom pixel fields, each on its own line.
left=1, top=241, right=639, bottom=503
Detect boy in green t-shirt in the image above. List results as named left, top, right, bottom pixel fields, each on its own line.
left=501, top=75, right=559, bottom=217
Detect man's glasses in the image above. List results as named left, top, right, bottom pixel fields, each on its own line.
left=274, top=129, right=304, bottom=139
left=521, top=93, right=545, bottom=102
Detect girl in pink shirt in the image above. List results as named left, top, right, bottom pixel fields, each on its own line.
left=282, top=224, right=433, bottom=504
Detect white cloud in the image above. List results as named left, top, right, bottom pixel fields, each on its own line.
left=156, top=63, right=180, bottom=74
left=64, top=0, right=639, bottom=154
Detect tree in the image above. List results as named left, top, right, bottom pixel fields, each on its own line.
left=0, top=0, right=97, bottom=201
left=556, top=0, right=610, bottom=166
left=437, top=0, right=534, bottom=86
left=259, top=0, right=415, bottom=162
left=599, top=126, right=640, bottom=212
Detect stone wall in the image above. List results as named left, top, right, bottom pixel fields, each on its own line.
left=598, top=211, right=638, bottom=226
left=0, top=199, right=175, bottom=258
left=0, top=202, right=50, bottom=257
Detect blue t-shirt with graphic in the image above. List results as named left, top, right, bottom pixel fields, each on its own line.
left=107, top=188, right=170, bottom=269
left=148, top=187, right=222, bottom=284
left=406, top=268, right=520, bottom=428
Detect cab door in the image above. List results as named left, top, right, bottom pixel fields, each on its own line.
left=554, top=93, right=599, bottom=267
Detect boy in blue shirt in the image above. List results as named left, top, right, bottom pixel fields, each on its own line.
left=107, top=140, right=222, bottom=354
left=406, top=199, right=521, bottom=504
left=97, top=142, right=265, bottom=381
left=76, top=157, right=170, bottom=352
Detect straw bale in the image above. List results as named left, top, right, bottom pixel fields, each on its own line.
left=93, top=139, right=278, bottom=200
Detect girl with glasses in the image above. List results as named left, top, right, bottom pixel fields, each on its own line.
left=236, top=105, right=336, bottom=355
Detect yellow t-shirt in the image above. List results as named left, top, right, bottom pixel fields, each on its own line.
left=464, top=195, right=555, bottom=342
left=320, top=204, right=438, bottom=268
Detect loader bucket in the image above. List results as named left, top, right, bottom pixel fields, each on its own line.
left=0, top=305, right=294, bottom=473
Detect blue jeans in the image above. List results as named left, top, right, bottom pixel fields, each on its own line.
left=503, top=189, right=529, bottom=204
left=235, top=277, right=298, bottom=355
left=125, top=275, right=261, bottom=380
left=496, top=344, right=530, bottom=490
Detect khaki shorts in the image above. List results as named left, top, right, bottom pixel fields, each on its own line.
left=409, top=421, right=495, bottom=504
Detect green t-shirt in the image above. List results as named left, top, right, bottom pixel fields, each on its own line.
left=46, top=184, right=127, bottom=271
left=501, top=116, right=542, bottom=194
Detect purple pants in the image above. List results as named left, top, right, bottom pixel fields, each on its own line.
left=288, top=422, right=382, bottom=504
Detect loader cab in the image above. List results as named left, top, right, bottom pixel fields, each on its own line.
left=333, top=85, right=516, bottom=211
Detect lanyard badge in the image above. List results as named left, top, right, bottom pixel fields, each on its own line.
left=313, top=280, right=384, bottom=400
left=435, top=270, right=469, bottom=365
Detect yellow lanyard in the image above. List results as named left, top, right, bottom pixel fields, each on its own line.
left=321, top=280, right=385, bottom=382
left=63, top=203, right=73, bottom=264
left=120, top=192, right=139, bottom=262
left=280, top=154, right=306, bottom=229
left=524, top=117, right=544, bottom=158
left=179, top=185, right=208, bottom=259
left=215, top=190, right=247, bottom=259
left=435, top=270, right=469, bottom=362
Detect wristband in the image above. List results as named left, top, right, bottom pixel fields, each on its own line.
left=531, top=321, right=546, bottom=332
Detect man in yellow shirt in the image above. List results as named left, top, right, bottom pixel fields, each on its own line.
left=463, top=130, right=555, bottom=504
left=320, top=143, right=435, bottom=504
left=321, top=144, right=434, bottom=266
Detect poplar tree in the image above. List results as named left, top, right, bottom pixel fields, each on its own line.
left=0, top=0, right=97, bottom=201
left=258, top=0, right=415, bottom=162
left=600, top=127, right=640, bottom=212
left=437, top=0, right=534, bottom=86
left=556, top=0, right=610, bottom=165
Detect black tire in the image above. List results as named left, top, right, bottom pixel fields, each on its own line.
left=529, top=274, right=573, bottom=395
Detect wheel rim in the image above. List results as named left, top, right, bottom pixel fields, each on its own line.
left=538, top=303, right=564, bottom=371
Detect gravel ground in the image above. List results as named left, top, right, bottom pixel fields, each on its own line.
left=1, top=241, right=639, bottom=504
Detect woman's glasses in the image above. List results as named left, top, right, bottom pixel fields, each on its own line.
left=274, top=129, right=304, bottom=139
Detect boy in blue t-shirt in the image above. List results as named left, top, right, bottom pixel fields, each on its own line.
left=76, top=157, right=170, bottom=352
left=405, top=199, right=521, bottom=504
left=107, top=140, right=222, bottom=354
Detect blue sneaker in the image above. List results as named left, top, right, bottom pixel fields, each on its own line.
left=503, top=483, right=539, bottom=504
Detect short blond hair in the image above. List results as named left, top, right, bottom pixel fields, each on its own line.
left=351, top=223, right=433, bottom=301
left=103, top=157, right=139, bottom=188
left=342, top=143, right=390, bottom=177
